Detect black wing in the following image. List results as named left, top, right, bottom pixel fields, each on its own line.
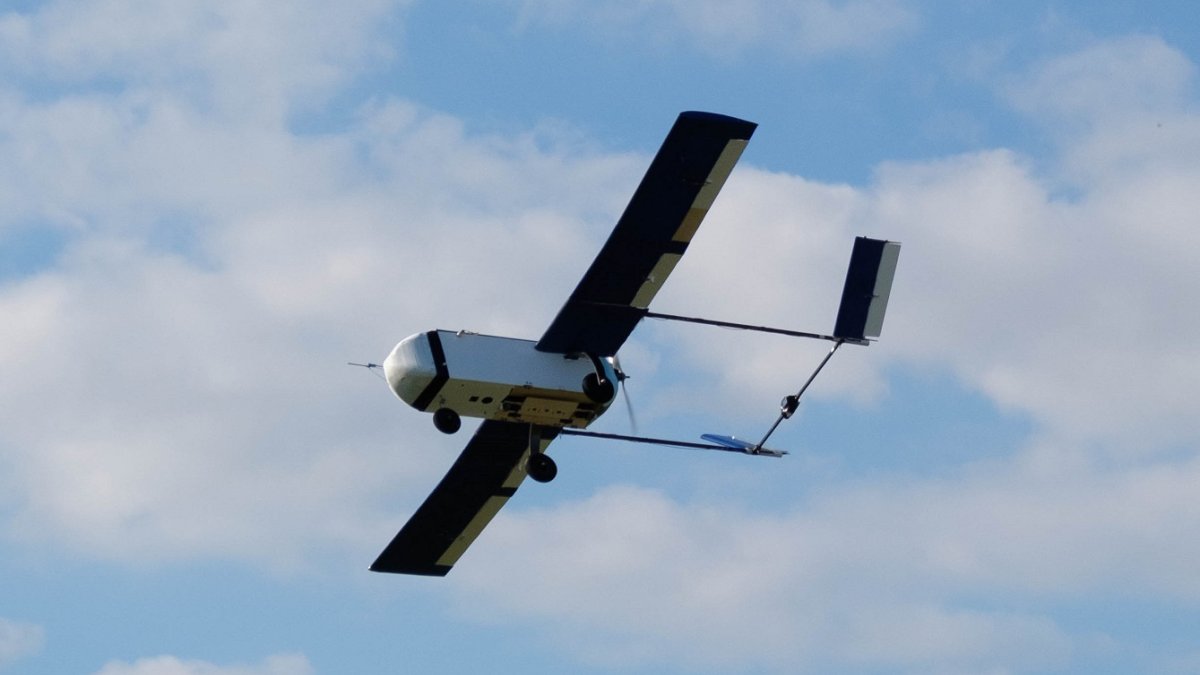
left=374, top=112, right=754, bottom=576
left=371, top=421, right=553, bottom=576
left=535, top=111, right=756, bottom=356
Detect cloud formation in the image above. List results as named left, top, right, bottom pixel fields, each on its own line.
left=0, top=618, right=44, bottom=670
left=0, top=0, right=403, bottom=120
left=92, top=653, right=312, bottom=675
left=502, top=0, right=917, bottom=58
left=0, top=0, right=642, bottom=568
left=445, top=34, right=1200, bottom=671
left=2, top=2, right=1199, bottom=671
left=657, top=35, right=1200, bottom=452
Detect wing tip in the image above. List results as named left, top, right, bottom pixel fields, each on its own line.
left=678, top=110, right=757, bottom=138
left=369, top=559, right=453, bottom=577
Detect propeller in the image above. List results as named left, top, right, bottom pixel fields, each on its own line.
left=612, top=355, right=638, bottom=434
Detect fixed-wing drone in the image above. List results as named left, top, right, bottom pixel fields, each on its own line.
left=366, top=112, right=900, bottom=576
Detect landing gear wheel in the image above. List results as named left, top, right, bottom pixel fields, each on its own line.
left=527, top=452, right=558, bottom=483
left=582, top=372, right=615, bottom=403
left=433, top=408, right=461, bottom=434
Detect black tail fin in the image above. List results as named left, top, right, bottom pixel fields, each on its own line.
left=833, top=237, right=901, bottom=342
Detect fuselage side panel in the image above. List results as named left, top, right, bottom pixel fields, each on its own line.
left=383, top=330, right=615, bottom=428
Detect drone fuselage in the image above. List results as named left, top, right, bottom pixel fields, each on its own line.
left=384, top=330, right=617, bottom=429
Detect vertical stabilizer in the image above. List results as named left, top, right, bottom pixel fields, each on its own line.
left=833, top=237, right=901, bottom=341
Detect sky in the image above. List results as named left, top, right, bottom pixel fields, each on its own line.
left=2, top=1, right=1200, bottom=673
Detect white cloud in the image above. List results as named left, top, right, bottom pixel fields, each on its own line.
left=454, top=443, right=1200, bottom=670
left=0, top=0, right=405, bottom=120
left=865, top=39, right=1200, bottom=450
left=1007, top=35, right=1195, bottom=130
left=653, top=138, right=1200, bottom=450
left=0, top=618, right=44, bottom=670
left=635, top=36, right=1200, bottom=454
left=92, top=653, right=312, bottom=675
left=502, top=0, right=917, bottom=58
left=1, top=2, right=1197, bottom=576
left=2, top=7, right=1200, bottom=671
left=0, top=243, right=417, bottom=568
left=442, top=34, right=1200, bottom=671
left=454, top=474, right=1090, bottom=671
left=0, top=4, right=648, bottom=569
left=0, top=101, right=646, bottom=568
left=1006, top=35, right=1200, bottom=192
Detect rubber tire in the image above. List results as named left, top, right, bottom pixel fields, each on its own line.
left=528, top=453, right=558, bottom=483
left=433, top=408, right=461, bottom=434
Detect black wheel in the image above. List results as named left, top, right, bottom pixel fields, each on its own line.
left=528, top=453, right=557, bottom=483
left=433, top=408, right=461, bottom=434
left=582, top=372, right=615, bottom=403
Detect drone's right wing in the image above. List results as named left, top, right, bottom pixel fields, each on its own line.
left=535, top=111, right=757, bottom=357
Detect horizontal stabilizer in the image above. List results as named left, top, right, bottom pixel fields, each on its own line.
left=700, top=433, right=786, bottom=457
left=833, top=237, right=901, bottom=341
left=700, top=433, right=754, bottom=450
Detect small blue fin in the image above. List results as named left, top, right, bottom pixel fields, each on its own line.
left=701, top=433, right=787, bottom=457
left=701, top=433, right=755, bottom=450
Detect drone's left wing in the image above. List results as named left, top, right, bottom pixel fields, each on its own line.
left=371, top=421, right=550, bottom=576
left=535, top=111, right=756, bottom=357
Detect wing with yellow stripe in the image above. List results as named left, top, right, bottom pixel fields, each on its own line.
left=535, top=111, right=756, bottom=356
left=370, top=421, right=554, bottom=576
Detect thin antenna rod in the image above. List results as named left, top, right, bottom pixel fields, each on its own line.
left=754, top=339, right=844, bottom=451
left=348, top=361, right=386, bottom=383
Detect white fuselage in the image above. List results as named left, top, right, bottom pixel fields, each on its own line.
left=383, top=330, right=617, bottom=428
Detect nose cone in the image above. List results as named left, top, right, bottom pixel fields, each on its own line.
left=383, top=333, right=437, bottom=407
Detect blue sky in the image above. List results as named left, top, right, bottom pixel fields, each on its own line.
left=3, top=1, right=1200, bottom=673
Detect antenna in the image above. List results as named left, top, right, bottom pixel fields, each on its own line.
left=348, top=361, right=386, bottom=383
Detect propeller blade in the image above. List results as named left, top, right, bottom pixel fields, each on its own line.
left=622, top=384, right=638, bottom=434
left=613, top=355, right=638, bottom=434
